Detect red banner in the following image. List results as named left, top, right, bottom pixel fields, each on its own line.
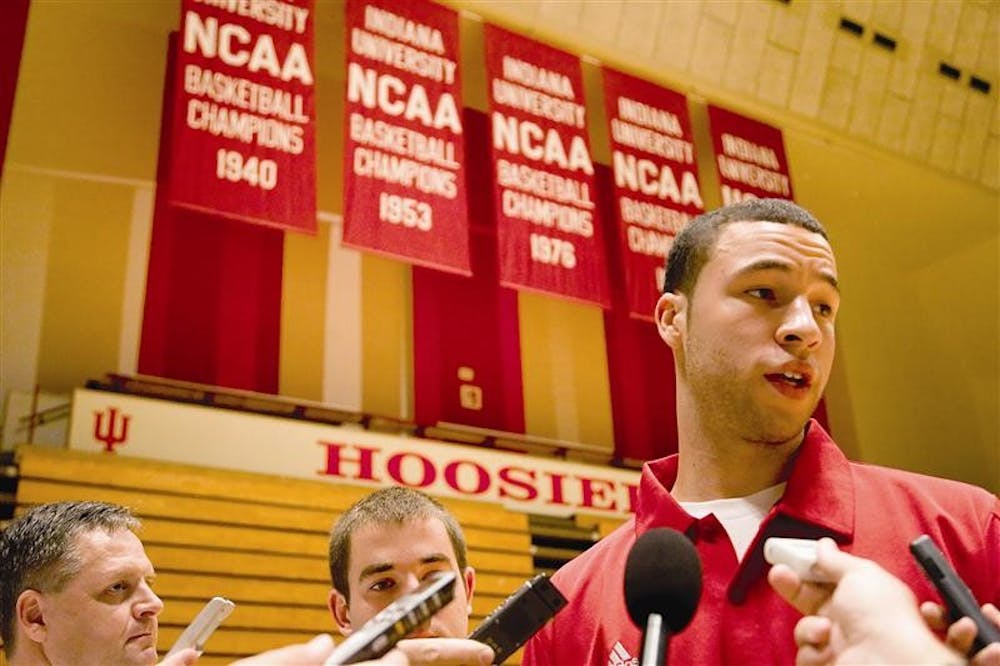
left=484, top=25, right=609, bottom=307
left=707, top=104, right=794, bottom=205
left=166, top=0, right=316, bottom=233
left=342, top=0, right=470, bottom=274
left=413, top=111, right=525, bottom=434
left=603, top=68, right=703, bottom=320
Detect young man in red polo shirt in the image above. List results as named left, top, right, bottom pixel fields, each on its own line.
left=523, top=199, right=999, bottom=666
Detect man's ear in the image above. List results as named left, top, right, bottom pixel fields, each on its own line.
left=655, top=291, right=687, bottom=350
left=328, top=588, right=353, bottom=637
left=16, top=589, right=47, bottom=643
left=462, top=566, right=476, bottom=616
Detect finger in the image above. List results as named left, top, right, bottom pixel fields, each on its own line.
left=971, top=641, right=1000, bottom=666
left=769, top=564, right=836, bottom=615
left=793, top=615, right=832, bottom=649
left=946, top=616, right=978, bottom=655
left=396, top=638, right=494, bottom=666
left=921, top=601, right=947, bottom=630
left=230, top=633, right=336, bottom=665
left=356, top=649, right=410, bottom=666
left=983, top=603, right=1000, bottom=627
left=795, top=643, right=835, bottom=666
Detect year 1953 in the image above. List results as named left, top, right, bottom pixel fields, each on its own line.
left=379, top=192, right=432, bottom=231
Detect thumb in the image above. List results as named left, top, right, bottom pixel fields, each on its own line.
left=810, top=537, right=860, bottom=582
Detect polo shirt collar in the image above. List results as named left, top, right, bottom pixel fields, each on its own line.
left=632, top=420, right=855, bottom=541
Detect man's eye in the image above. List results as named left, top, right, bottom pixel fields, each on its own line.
left=369, top=579, right=395, bottom=593
left=746, top=288, right=775, bottom=300
left=108, top=581, right=130, bottom=594
left=815, top=303, right=834, bottom=317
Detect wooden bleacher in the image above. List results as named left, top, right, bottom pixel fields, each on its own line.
left=4, top=445, right=536, bottom=665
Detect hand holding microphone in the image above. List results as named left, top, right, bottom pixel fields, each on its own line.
left=623, top=528, right=703, bottom=666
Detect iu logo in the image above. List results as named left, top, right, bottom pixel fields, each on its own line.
left=92, top=408, right=130, bottom=453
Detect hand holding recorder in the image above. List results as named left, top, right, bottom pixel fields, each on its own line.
left=767, top=537, right=992, bottom=665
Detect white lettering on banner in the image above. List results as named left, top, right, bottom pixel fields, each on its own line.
left=363, top=5, right=445, bottom=53
left=528, top=233, right=577, bottom=269
left=626, top=225, right=673, bottom=258
left=496, top=159, right=592, bottom=209
left=619, top=197, right=691, bottom=234
left=184, top=64, right=308, bottom=123
left=183, top=11, right=313, bottom=84
left=195, top=0, right=310, bottom=34
left=353, top=146, right=457, bottom=198
left=68, top=389, right=640, bottom=518
left=347, top=63, right=461, bottom=134
left=720, top=132, right=780, bottom=168
left=492, top=113, right=594, bottom=175
left=216, top=148, right=278, bottom=190
left=378, top=192, right=432, bottom=231
left=721, top=184, right=758, bottom=205
left=501, top=56, right=574, bottom=98
left=501, top=190, right=593, bottom=238
left=610, top=119, right=693, bottom=163
left=613, top=152, right=702, bottom=208
left=716, top=155, right=791, bottom=195
left=491, top=79, right=585, bottom=128
left=349, top=113, right=457, bottom=168
left=351, top=28, right=456, bottom=84
left=186, top=99, right=305, bottom=154
left=617, top=96, right=682, bottom=136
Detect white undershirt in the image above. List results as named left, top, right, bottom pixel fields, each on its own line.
left=679, top=483, right=786, bottom=561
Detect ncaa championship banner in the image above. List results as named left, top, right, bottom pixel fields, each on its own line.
left=602, top=68, right=704, bottom=320
left=707, top=104, right=794, bottom=205
left=70, top=389, right=638, bottom=518
left=484, top=25, right=609, bottom=307
left=167, top=0, right=317, bottom=233
left=341, top=0, right=471, bottom=274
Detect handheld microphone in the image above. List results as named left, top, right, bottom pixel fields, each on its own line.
left=623, top=528, right=702, bottom=666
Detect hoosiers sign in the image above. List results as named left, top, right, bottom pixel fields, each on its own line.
left=603, top=68, right=703, bottom=319
left=167, top=0, right=317, bottom=233
left=707, top=104, right=794, bottom=205
left=342, top=0, right=470, bottom=274
left=484, top=25, right=609, bottom=307
left=69, top=389, right=638, bottom=518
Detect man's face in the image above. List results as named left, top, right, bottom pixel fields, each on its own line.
left=329, top=516, right=474, bottom=639
left=25, top=528, right=163, bottom=666
left=660, top=221, right=839, bottom=444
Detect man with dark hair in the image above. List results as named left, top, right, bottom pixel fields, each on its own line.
left=0, top=501, right=163, bottom=665
left=328, top=487, right=493, bottom=665
left=523, top=198, right=999, bottom=665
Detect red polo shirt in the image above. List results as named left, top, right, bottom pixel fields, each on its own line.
left=523, top=421, right=999, bottom=666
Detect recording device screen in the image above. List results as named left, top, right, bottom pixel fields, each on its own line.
left=469, top=573, right=568, bottom=664
left=323, top=570, right=457, bottom=665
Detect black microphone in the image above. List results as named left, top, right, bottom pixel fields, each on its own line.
left=624, top=528, right=702, bottom=666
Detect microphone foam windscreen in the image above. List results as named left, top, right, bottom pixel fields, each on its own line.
left=623, top=527, right=703, bottom=633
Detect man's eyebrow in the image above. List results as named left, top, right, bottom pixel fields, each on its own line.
left=358, top=562, right=394, bottom=580
left=420, top=553, right=450, bottom=566
left=357, top=553, right=451, bottom=581
left=735, top=259, right=840, bottom=291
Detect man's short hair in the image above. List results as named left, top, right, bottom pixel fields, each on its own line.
left=328, top=487, right=468, bottom=603
left=664, top=198, right=828, bottom=295
left=0, top=501, right=140, bottom=655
